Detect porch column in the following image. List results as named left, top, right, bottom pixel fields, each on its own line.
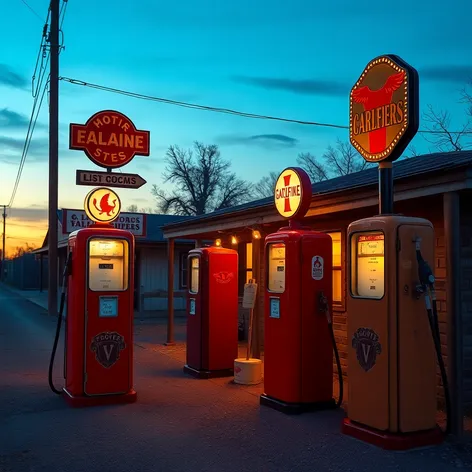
left=39, top=254, right=43, bottom=292
left=444, top=191, right=463, bottom=439
left=195, top=239, right=202, bottom=248
left=251, top=232, right=262, bottom=359
left=166, top=238, right=175, bottom=345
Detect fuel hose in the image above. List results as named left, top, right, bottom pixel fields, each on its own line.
left=320, top=292, right=344, bottom=408
left=48, top=254, right=70, bottom=395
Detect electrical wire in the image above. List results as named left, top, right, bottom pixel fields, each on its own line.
left=19, top=0, right=45, bottom=23
left=8, top=0, right=69, bottom=210
left=59, top=77, right=472, bottom=135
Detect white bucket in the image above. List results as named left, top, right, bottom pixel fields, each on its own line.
left=234, top=358, right=263, bottom=385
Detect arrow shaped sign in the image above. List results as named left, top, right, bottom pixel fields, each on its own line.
left=76, top=169, right=147, bottom=189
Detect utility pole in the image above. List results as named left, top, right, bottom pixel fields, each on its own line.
left=1, top=205, right=6, bottom=281
left=48, top=0, right=59, bottom=316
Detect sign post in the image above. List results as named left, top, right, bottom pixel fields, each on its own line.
left=349, top=55, right=419, bottom=214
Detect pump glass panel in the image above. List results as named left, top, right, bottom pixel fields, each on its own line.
left=351, top=232, right=385, bottom=299
left=88, top=239, right=129, bottom=291
left=267, top=243, right=286, bottom=293
left=189, top=256, right=200, bottom=294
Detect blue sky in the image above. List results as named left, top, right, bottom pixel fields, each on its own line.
left=1, top=0, right=471, bottom=248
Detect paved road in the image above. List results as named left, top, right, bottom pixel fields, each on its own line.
left=1, top=284, right=471, bottom=472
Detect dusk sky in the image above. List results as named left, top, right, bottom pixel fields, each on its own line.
left=1, top=0, right=471, bottom=254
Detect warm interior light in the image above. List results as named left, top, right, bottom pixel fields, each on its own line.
left=231, top=236, right=238, bottom=245
left=252, top=230, right=261, bottom=239
left=215, top=238, right=222, bottom=247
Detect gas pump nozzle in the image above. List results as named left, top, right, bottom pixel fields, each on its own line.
left=318, top=291, right=331, bottom=324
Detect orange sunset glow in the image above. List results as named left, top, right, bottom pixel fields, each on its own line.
left=3, top=215, right=47, bottom=258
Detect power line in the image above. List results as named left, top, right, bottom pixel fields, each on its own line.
left=19, top=0, right=45, bottom=22
left=59, top=76, right=472, bottom=135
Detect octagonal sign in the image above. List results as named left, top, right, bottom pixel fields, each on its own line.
left=350, top=55, right=419, bottom=163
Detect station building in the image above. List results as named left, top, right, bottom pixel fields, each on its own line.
left=162, top=150, right=472, bottom=413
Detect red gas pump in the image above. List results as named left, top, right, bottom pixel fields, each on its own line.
left=49, top=187, right=137, bottom=407
left=260, top=167, right=343, bottom=414
left=184, top=246, right=238, bottom=378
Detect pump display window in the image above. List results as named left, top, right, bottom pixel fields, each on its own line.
left=189, top=256, right=200, bottom=294
left=88, top=238, right=129, bottom=292
left=350, top=231, right=385, bottom=299
left=267, top=243, right=286, bottom=293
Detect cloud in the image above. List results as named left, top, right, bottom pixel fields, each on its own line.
left=0, top=135, right=49, bottom=163
left=232, top=75, right=349, bottom=96
left=7, top=207, right=48, bottom=221
left=217, top=133, right=298, bottom=149
left=0, top=64, right=28, bottom=90
left=419, top=65, right=472, bottom=84
left=0, top=108, right=46, bottom=130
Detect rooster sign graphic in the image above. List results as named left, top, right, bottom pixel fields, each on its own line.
left=84, top=187, right=122, bottom=224
left=349, top=54, right=419, bottom=163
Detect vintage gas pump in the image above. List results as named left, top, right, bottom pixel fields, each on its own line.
left=49, top=187, right=137, bottom=407
left=341, top=55, right=450, bottom=449
left=260, top=167, right=344, bottom=414
left=184, top=246, right=239, bottom=378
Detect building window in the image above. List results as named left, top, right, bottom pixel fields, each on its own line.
left=327, top=232, right=342, bottom=304
left=245, top=242, right=253, bottom=283
left=180, top=252, right=188, bottom=289
left=238, top=242, right=253, bottom=294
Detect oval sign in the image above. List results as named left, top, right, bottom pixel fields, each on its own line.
left=274, top=167, right=312, bottom=219
left=69, top=110, right=150, bottom=169
left=84, top=187, right=122, bottom=224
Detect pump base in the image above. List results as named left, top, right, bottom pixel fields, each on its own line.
left=342, top=418, right=444, bottom=450
left=183, top=364, right=234, bottom=379
left=260, top=393, right=337, bottom=415
left=62, top=388, right=137, bottom=408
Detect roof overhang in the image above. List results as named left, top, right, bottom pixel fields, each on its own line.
left=163, top=166, right=472, bottom=240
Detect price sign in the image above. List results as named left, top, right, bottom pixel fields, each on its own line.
left=242, top=281, right=258, bottom=309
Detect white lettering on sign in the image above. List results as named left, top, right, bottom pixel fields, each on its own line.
left=312, top=255, right=324, bottom=280
left=62, top=209, right=147, bottom=237
left=274, top=169, right=302, bottom=218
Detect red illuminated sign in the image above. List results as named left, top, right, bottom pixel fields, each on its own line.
left=350, top=55, right=419, bottom=163
left=69, top=110, right=150, bottom=169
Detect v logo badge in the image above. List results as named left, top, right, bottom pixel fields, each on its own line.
left=103, top=344, right=115, bottom=361
left=361, top=343, right=371, bottom=364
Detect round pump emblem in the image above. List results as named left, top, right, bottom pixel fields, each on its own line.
left=84, top=186, right=122, bottom=223
left=274, top=167, right=312, bottom=219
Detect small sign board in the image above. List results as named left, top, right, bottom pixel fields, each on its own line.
left=69, top=110, right=150, bottom=169
left=61, top=209, right=147, bottom=237
left=242, top=281, right=258, bottom=309
left=274, top=167, right=312, bottom=220
left=76, top=169, right=147, bottom=189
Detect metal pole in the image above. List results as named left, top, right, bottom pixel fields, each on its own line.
left=1, top=205, right=6, bottom=281
left=48, top=0, right=60, bottom=316
left=166, top=238, right=175, bottom=345
left=251, top=234, right=261, bottom=359
left=378, top=161, right=394, bottom=215
left=444, top=191, right=463, bottom=440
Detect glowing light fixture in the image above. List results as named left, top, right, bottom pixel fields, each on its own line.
left=215, top=238, right=222, bottom=247
left=231, top=236, right=238, bottom=245
left=252, top=230, right=261, bottom=240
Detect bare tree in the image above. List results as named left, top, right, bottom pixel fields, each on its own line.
left=296, top=152, right=329, bottom=182
left=126, top=204, right=138, bottom=212
left=11, top=242, right=36, bottom=258
left=323, top=139, right=372, bottom=176
left=151, top=141, right=250, bottom=216
left=404, top=145, right=420, bottom=158
left=422, top=104, right=472, bottom=152
left=253, top=171, right=278, bottom=199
